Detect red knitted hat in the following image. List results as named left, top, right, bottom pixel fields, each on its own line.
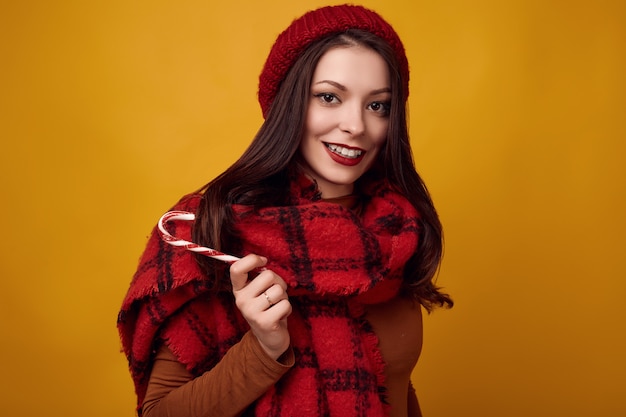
left=258, top=4, right=409, bottom=118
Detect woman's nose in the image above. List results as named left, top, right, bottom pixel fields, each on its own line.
left=338, top=104, right=365, bottom=136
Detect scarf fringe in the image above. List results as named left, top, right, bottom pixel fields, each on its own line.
left=349, top=300, right=392, bottom=415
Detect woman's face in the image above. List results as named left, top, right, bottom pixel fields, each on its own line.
left=299, top=45, right=390, bottom=198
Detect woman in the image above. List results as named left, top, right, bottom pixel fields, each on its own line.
left=118, top=4, right=452, bottom=417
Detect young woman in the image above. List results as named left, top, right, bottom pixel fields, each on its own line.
left=118, top=5, right=452, bottom=417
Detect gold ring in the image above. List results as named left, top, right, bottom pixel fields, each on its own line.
left=264, top=291, right=273, bottom=307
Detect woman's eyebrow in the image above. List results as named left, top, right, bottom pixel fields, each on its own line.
left=313, top=80, right=391, bottom=95
left=314, top=80, right=347, bottom=90
left=370, top=87, right=391, bottom=95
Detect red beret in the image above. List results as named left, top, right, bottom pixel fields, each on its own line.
left=258, top=4, right=409, bottom=118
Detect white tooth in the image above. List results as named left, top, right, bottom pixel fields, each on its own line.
left=327, top=144, right=362, bottom=158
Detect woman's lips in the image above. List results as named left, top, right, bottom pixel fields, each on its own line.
left=324, top=142, right=366, bottom=166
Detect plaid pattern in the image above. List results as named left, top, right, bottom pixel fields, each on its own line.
left=118, top=176, right=420, bottom=416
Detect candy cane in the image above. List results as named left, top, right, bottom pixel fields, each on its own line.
left=157, top=210, right=241, bottom=264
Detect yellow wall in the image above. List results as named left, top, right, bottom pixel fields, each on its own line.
left=1, top=1, right=624, bottom=416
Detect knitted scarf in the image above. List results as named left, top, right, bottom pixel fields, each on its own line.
left=118, top=175, right=420, bottom=417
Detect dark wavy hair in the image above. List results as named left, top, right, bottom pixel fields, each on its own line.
left=192, top=29, right=452, bottom=311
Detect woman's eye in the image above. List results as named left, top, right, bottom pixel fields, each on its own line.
left=315, top=93, right=338, bottom=104
left=369, top=101, right=391, bottom=115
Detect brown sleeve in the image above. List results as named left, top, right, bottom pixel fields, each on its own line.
left=407, top=381, right=422, bottom=417
left=142, top=330, right=295, bottom=417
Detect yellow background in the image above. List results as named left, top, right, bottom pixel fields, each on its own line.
left=1, top=0, right=624, bottom=416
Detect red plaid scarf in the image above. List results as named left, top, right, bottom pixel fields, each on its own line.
left=118, top=175, right=420, bottom=416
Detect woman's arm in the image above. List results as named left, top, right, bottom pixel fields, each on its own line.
left=407, top=381, right=423, bottom=417
left=142, top=331, right=294, bottom=417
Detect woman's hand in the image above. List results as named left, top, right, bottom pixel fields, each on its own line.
left=229, top=254, right=292, bottom=360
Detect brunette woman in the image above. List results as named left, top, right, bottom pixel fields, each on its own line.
left=119, top=5, right=452, bottom=417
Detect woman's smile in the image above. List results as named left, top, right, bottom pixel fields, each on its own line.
left=324, top=142, right=366, bottom=166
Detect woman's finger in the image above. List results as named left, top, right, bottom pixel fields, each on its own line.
left=260, top=283, right=288, bottom=309
left=242, top=269, right=288, bottom=296
left=229, top=254, right=267, bottom=292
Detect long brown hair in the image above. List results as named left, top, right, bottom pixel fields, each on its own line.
left=193, top=29, right=452, bottom=310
